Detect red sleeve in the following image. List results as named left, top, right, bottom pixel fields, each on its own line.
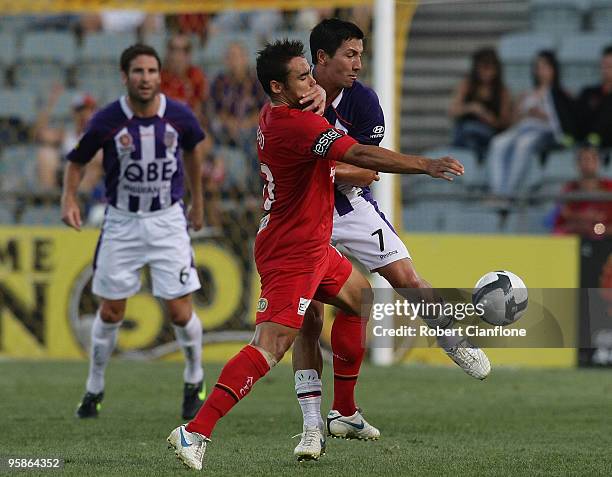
left=295, top=111, right=357, bottom=161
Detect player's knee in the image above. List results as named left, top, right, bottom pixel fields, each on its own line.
left=167, top=306, right=191, bottom=326
left=99, top=302, right=124, bottom=323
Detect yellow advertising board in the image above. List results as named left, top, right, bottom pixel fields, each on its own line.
left=0, top=227, right=578, bottom=367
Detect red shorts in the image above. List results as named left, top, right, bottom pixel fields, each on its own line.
left=256, top=245, right=353, bottom=329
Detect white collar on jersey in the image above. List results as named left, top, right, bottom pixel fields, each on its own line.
left=330, top=89, right=344, bottom=109
left=120, top=93, right=167, bottom=119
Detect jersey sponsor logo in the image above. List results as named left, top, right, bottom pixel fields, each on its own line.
left=312, top=129, right=343, bottom=157
left=370, top=125, right=385, bottom=139
left=297, top=297, right=312, bottom=316
left=257, top=298, right=268, bottom=312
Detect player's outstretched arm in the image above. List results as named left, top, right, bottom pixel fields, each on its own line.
left=60, top=161, right=84, bottom=231
left=335, top=163, right=379, bottom=186
left=339, top=144, right=464, bottom=181
left=183, top=140, right=205, bottom=231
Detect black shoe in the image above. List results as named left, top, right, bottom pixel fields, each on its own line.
left=182, top=381, right=206, bottom=420
left=76, top=391, right=104, bottom=418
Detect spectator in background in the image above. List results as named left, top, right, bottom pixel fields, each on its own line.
left=487, top=50, right=576, bottom=197
left=34, top=86, right=102, bottom=192
left=209, top=42, right=267, bottom=170
left=449, top=48, right=512, bottom=162
left=168, top=14, right=211, bottom=44
left=80, top=10, right=162, bottom=35
left=576, top=45, right=612, bottom=149
left=161, top=33, right=209, bottom=124
left=553, top=146, right=612, bottom=239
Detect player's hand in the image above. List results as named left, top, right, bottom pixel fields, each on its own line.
left=61, top=197, right=82, bottom=231
left=426, top=156, right=464, bottom=181
left=300, top=84, right=326, bottom=115
left=188, top=202, right=204, bottom=231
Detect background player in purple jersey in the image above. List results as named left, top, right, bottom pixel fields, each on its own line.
left=291, top=19, right=491, bottom=456
left=61, top=44, right=208, bottom=421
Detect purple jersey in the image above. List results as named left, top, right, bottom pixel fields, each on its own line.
left=67, top=94, right=205, bottom=214
left=323, top=80, right=385, bottom=216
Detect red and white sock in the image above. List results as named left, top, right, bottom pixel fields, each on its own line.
left=186, top=345, right=270, bottom=438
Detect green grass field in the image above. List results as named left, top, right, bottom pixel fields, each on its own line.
left=1, top=360, right=611, bottom=476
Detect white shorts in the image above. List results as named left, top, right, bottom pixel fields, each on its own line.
left=332, top=197, right=411, bottom=272
left=92, top=203, right=201, bottom=300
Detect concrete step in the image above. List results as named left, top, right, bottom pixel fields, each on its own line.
left=410, top=18, right=528, bottom=37
left=404, top=56, right=470, bottom=75
left=402, top=75, right=459, bottom=94
left=399, top=132, right=449, bottom=153
left=406, top=36, right=503, bottom=56
left=413, top=0, right=529, bottom=19
left=401, top=94, right=451, bottom=114
left=401, top=114, right=452, bottom=132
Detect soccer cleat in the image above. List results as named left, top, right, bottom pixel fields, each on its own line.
left=167, top=425, right=209, bottom=470
left=76, top=391, right=104, bottom=418
left=293, top=425, right=324, bottom=462
left=444, top=340, right=491, bottom=380
left=327, top=409, right=380, bottom=440
left=182, top=380, right=206, bottom=420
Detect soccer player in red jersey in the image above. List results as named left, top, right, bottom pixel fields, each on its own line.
left=166, top=39, right=463, bottom=470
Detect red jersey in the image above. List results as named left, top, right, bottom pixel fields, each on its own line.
left=254, top=103, right=357, bottom=272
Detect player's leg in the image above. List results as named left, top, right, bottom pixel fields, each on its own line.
left=377, top=258, right=491, bottom=379
left=169, top=321, right=299, bottom=470
left=317, top=261, right=380, bottom=440
left=165, top=293, right=205, bottom=420
left=78, top=209, right=144, bottom=418
left=77, top=298, right=126, bottom=418
left=147, top=203, right=205, bottom=419
left=291, top=302, right=325, bottom=460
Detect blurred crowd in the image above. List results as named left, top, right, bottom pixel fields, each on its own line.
left=447, top=45, right=612, bottom=238
left=0, top=7, right=372, bottom=227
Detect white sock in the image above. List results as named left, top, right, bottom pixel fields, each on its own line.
left=86, top=311, right=121, bottom=394
left=172, top=313, right=204, bottom=384
left=295, top=369, right=322, bottom=429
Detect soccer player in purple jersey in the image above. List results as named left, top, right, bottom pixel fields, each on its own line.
left=61, top=44, right=208, bottom=420
left=291, top=19, right=491, bottom=458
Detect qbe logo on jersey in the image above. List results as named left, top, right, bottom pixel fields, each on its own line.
left=297, top=297, right=312, bottom=316
left=312, top=129, right=343, bottom=157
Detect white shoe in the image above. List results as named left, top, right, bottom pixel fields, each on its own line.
left=327, top=409, right=380, bottom=440
left=444, top=340, right=491, bottom=380
left=167, top=425, right=210, bottom=470
left=293, top=425, right=324, bottom=461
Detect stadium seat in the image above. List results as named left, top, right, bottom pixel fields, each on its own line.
left=216, top=146, right=250, bottom=190
left=21, top=205, right=63, bottom=225
left=421, top=146, right=485, bottom=188
left=0, top=201, right=16, bottom=224
left=402, top=201, right=451, bottom=232
left=498, top=32, right=557, bottom=94
left=0, top=32, right=17, bottom=68
left=143, top=32, right=168, bottom=59
left=505, top=205, right=553, bottom=234
left=443, top=206, right=505, bottom=234
left=590, top=0, right=612, bottom=32
left=0, top=88, right=38, bottom=123
left=14, top=31, right=76, bottom=89
left=540, top=149, right=578, bottom=183
left=0, top=144, right=38, bottom=192
left=530, top=0, right=584, bottom=36
left=81, top=32, right=136, bottom=63
left=559, top=33, right=611, bottom=93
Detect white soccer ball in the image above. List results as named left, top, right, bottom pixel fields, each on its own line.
left=472, top=271, right=528, bottom=326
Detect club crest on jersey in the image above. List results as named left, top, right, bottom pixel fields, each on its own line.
left=312, top=129, right=343, bottom=157
left=257, top=298, right=268, bottom=312
left=117, top=132, right=135, bottom=155
left=164, top=130, right=177, bottom=148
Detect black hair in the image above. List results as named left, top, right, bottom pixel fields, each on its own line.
left=466, top=47, right=504, bottom=115
left=532, top=50, right=561, bottom=90
left=310, top=18, right=364, bottom=65
left=256, top=39, right=305, bottom=96
left=120, top=44, right=162, bottom=73
left=603, top=44, right=612, bottom=57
